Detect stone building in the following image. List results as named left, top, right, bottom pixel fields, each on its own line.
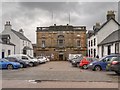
left=36, top=24, right=87, bottom=60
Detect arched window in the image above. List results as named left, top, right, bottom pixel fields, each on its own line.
left=57, top=35, right=64, bottom=47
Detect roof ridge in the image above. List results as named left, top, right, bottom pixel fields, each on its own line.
left=11, top=29, right=31, bottom=42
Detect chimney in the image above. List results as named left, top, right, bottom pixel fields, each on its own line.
left=54, top=24, right=56, bottom=26
left=19, top=29, right=24, bottom=34
left=4, top=21, right=12, bottom=30
left=93, top=23, right=100, bottom=30
left=107, top=10, right=115, bottom=21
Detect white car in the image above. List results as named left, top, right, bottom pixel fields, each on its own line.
left=8, top=54, right=39, bottom=67
left=45, top=57, right=50, bottom=62
left=37, top=56, right=47, bottom=64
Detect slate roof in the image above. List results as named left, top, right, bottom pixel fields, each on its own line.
left=88, top=18, right=120, bottom=38
left=0, top=34, right=15, bottom=46
left=98, top=29, right=120, bottom=45
left=0, top=34, right=11, bottom=39
left=11, top=29, right=31, bottom=42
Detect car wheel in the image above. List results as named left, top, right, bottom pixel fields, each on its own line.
left=29, top=62, right=34, bottom=67
left=77, top=63, right=80, bottom=67
left=94, top=66, right=101, bottom=71
left=83, top=65, right=88, bottom=69
left=20, top=64, right=24, bottom=68
left=7, top=64, right=13, bottom=70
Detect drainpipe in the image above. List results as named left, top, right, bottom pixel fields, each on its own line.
left=14, top=45, right=15, bottom=54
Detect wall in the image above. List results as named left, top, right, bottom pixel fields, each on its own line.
left=2, top=29, right=21, bottom=54
left=87, top=35, right=98, bottom=57
left=36, top=29, right=87, bottom=60
left=97, top=19, right=119, bottom=44
left=0, top=43, right=15, bottom=58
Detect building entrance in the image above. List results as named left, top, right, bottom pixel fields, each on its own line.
left=59, top=53, right=64, bottom=60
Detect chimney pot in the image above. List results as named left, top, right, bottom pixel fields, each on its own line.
left=107, top=10, right=115, bottom=20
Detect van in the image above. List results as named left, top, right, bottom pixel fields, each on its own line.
left=8, top=54, right=39, bottom=67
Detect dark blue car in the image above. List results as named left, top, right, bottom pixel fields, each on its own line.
left=0, top=58, right=21, bottom=70
left=88, top=54, right=119, bottom=71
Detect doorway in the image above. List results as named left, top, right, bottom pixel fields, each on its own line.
left=23, top=50, right=27, bottom=55
left=2, top=52, right=5, bottom=58
left=59, top=54, right=64, bottom=60
left=108, top=45, right=111, bottom=55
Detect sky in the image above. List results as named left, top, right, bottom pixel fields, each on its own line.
left=1, top=1, right=119, bottom=44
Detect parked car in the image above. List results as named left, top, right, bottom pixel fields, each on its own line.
left=37, top=56, right=46, bottom=64
left=68, top=54, right=82, bottom=62
left=4, top=57, right=29, bottom=68
left=0, top=58, right=21, bottom=70
left=87, top=54, right=119, bottom=71
left=8, top=54, right=39, bottom=67
left=71, top=56, right=83, bottom=67
left=45, top=57, right=50, bottom=62
left=107, top=55, right=120, bottom=75
left=79, top=57, right=98, bottom=69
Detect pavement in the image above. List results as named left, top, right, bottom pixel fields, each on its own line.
left=1, top=61, right=120, bottom=88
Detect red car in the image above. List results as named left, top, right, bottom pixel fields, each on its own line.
left=79, top=57, right=98, bottom=69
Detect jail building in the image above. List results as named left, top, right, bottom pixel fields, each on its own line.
left=36, top=24, right=87, bottom=60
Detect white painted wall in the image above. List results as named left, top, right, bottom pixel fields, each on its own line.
left=2, top=24, right=33, bottom=57
left=97, top=19, right=119, bottom=44
left=99, top=42, right=120, bottom=58
left=2, top=29, right=21, bottom=54
left=87, top=35, right=98, bottom=57
left=0, top=43, right=15, bottom=58
left=20, top=39, right=33, bottom=57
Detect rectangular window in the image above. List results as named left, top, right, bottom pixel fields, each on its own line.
left=102, top=46, right=104, bottom=57
left=89, top=49, right=91, bottom=57
left=91, top=40, right=93, bottom=47
left=91, top=49, right=93, bottom=56
left=94, top=38, right=96, bottom=46
left=115, top=43, right=119, bottom=54
left=42, top=40, right=45, bottom=48
left=77, top=40, right=80, bottom=47
left=23, top=41, right=24, bottom=46
left=8, top=50, right=11, bottom=55
left=58, top=40, right=64, bottom=47
left=94, top=49, right=96, bottom=57
left=89, top=41, right=90, bottom=47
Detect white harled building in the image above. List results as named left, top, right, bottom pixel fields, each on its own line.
left=2, top=21, right=33, bottom=57
left=87, top=11, right=120, bottom=58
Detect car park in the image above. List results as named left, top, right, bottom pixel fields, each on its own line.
left=87, top=54, right=119, bottom=71
left=79, top=57, right=98, bottom=69
left=0, top=58, right=21, bottom=70
left=71, top=56, right=83, bottom=67
left=8, top=54, right=39, bottom=67
left=4, top=57, right=29, bottom=68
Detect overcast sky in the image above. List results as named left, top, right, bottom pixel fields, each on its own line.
left=2, top=2, right=118, bottom=43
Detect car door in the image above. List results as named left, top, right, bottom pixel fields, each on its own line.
left=0, top=60, right=7, bottom=68
left=100, top=58, right=108, bottom=70
left=101, top=56, right=117, bottom=70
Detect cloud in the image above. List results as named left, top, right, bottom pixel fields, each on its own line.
left=2, top=2, right=118, bottom=43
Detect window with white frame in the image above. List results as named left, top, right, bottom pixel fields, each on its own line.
left=41, top=40, right=45, bottom=48
left=94, top=38, right=96, bottom=46
left=115, top=43, right=119, bottom=54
